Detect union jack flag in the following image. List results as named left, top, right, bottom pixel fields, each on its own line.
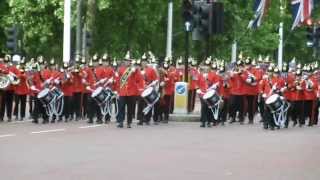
left=291, top=0, right=314, bottom=30
left=248, top=0, right=270, bottom=29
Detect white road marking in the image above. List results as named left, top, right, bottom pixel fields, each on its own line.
left=30, top=129, right=66, bottom=134
left=79, top=124, right=104, bottom=129
left=0, top=134, right=16, bottom=138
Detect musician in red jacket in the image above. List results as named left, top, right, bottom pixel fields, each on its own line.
left=228, top=60, right=246, bottom=124
left=290, top=69, right=306, bottom=127
left=115, top=52, right=144, bottom=128
left=0, top=55, right=10, bottom=122
left=217, top=63, right=231, bottom=126
left=196, top=63, right=210, bottom=127
left=60, top=63, right=74, bottom=122
left=302, top=67, right=318, bottom=126
left=162, top=60, right=176, bottom=123
left=13, top=64, right=29, bottom=121
left=0, top=55, right=19, bottom=122
left=137, top=55, right=159, bottom=125
left=188, top=59, right=199, bottom=113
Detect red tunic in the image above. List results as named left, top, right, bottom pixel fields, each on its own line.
left=116, top=66, right=144, bottom=96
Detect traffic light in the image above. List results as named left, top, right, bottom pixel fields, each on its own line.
left=315, top=27, right=320, bottom=47
left=192, top=1, right=212, bottom=40
left=306, top=27, right=314, bottom=47
left=6, top=25, right=19, bottom=53
left=182, top=0, right=193, bottom=23
left=86, top=31, right=92, bottom=48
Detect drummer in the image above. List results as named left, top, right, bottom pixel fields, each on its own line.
left=60, top=62, right=74, bottom=122
left=196, top=61, right=210, bottom=128
left=137, top=53, right=160, bottom=125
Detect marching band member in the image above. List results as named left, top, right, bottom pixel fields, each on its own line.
left=60, top=63, right=74, bottom=122
left=302, top=66, right=318, bottom=126
left=188, top=58, right=199, bottom=113
left=13, top=61, right=29, bottom=121
left=161, top=59, right=176, bottom=123
left=137, top=54, right=160, bottom=125
left=241, top=58, right=262, bottom=124
left=196, top=62, right=209, bottom=128
left=0, top=55, right=19, bottom=122
left=228, top=60, right=246, bottom=124
left=217, top=62, right=231, bottom=126
left=115, top=52, right=144, bottom=128
left=0, top=55, right=9, bottom=122
left=290, top=69, right=306, bottom=127
left=72, top=59, right=86, bottom=121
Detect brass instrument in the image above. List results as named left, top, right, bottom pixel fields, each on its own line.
left=0, top=72, right=20, bottom=89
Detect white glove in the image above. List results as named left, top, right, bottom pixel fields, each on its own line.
left=160, top=81, right=165, bottom=87
left=280, top=87, right=287, bottom=93
left=246, top=78, right=252, bottom=84
left=82, top=79, right=87, bottom=84
left=141, top=71, right=145, bottom=75
left=196, top=89, right=202, bottom=94
left=262, top=93, right=267, bottom=98
left=30, top=86, right=38, bottom=91
left=262, top=75, right=268, bottom=80
left=296, top=86, right=302, bottom=90
left=107, top=78, right=113, bottom=84
left=115, top=72, right=119, bottom=77
left=45, top=79, right=51, bottom=84
left=54, top=79, right=60, bottom=84
left=272, top=85, right=277, bottom=91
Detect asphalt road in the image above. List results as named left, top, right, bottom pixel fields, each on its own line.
left=0, top=120, right=319, bottom=180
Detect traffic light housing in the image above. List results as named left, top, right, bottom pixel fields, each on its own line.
left=6, top=25, right=19, bottom=53
left=182, top=0, right=193, bottom=23
left=192, top=1, right=212, bottom=40
left=315, top=27, right=320, bottom=47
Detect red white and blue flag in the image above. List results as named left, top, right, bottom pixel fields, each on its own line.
left=291, top=0, right=314, bottom=30
left=248, top=0, right=270, bottom=29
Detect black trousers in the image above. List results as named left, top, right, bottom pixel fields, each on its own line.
left=0, top=90, right=14, bottom=120
left=219, top=98, right=229, bottom=123
left=291, top=101, right=305, bottom=125
left=33, top=98, right=48, bottom=122
left=200, top=99, right=212, bottom=125
left=62, top=96, right=73, bottom=120
left=13, top=94, right=27, bottom=120
left=144, top=100, right=161, bottom=123
left=116, top=96, right=136, bottom=124
left=137, top=97, right=145, bottom=122
left=304, top=100, right=316, bottom=125
left=163, top=95, right=173, bottom=121
left=82, top=93, right=89, bottom=118
left=258, top=95, right=265, bottom=121
left=29, top=96, right=35, bottom=117
left=188, top=89, right=196, bottom=113
left=263, top=106, right=276, bottom=129
left=315, top=100, right=320, bottom=125
left=87, top=97, right=102, bottom=122
left=245, top=95, right=257, bottom=122
left=73, top=92, right=82, bottom=119
left=229, top=95, right=245, bottom=122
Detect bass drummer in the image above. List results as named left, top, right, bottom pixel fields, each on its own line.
left=137, top=53, right=160, bottom=126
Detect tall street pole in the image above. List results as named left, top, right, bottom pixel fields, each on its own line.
left=185, top=22, right=191, bottom=83
left=63, top=0, right=71, bottom=63
left=277, top=0, right=284, bottom=69
left=76, top=0, right=83, bottom=57
left=166, top=0, right=173, bottom=58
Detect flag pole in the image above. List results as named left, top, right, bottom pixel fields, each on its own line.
left=277, top=0, right=285, bottom=69
left=63, top=0, right=71, bottom=63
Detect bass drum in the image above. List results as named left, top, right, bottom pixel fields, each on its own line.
left=37, top=88, right=55, bottom=105
left=141, top=87, right=159, bottom=105
left=265, top=94, right=288, bottom=112
left=91, top=87, right=109, bottom=105
left=203, top=90, right=220, bottom=107
left=51, top=87, right=64, bottom=99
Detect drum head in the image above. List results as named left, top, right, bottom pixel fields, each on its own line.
left=203, top=90, right=216, bottom=100
left=92, top=87, right=103, bottom=98
left=266, top=94, right=279, bottom=105
left=141, top=87, right=153, bottom=98
left=37, top=89, right=50, bottom=99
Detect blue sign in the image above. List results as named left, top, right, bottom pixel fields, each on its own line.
left=176, top=84, right=186, bottom=95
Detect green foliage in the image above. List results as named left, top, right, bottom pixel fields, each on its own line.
left=0, top=0, right=318, bottom=64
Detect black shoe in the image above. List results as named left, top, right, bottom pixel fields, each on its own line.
left=299, top=124, right=304, bottom=128
left=270, top=126, right=275, bottom=130
left=207, top=123, right=212, bottom=128
left=221, top=122, right=225, bottom=126
left=127, top=124, right=132, bottom=128
left=51, top=119, right=55, bottom=123
left=117, top=123, right=124, bottom=128
left=137, top=121, right=143, bottom=126
left=58, top=117, right=63, bottom=122
left=308, top=123, right=313, bottom=127
left=154, top=121, right=159, bottom=125
left=145, top=122, right=150, bottom=126
left=32, top=120, right=38, bottom=124
left=96, top=120, right=103, bottom=124
left=248, top=120, right=254, bottom=124
left=239, top=121, right=244, bottom=125
left=42, top=120, right=49, bottom=124
left=284, top=125, right=288, bottom=128
left=7, top=118, right=12, bottom=122
left=229, top=120, right=236, bottom=124
left=200, top=123, right=205, bottom=128
left=87, top=119, right=93, bottom=124
left=263, top=126, right=268, bottom=130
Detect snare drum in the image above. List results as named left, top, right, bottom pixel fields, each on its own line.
left=203, top=90, right=220, bottom=107
left=141, top=87, right=159, bottom=105
left=265, top=94, right=284, bottom=112
left=37, top=88, right=55, bottom=105
left=91, top=87, right=109, bottom=104
left=51, top=87, right=64, bottom=99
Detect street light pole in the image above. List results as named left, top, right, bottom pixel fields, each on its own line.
left=185, top=22, right=191, bottom=83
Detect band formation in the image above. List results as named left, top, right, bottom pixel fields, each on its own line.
left=0, top=51, right=319, bottom=130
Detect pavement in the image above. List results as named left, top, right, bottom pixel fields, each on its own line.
left=0, top=119, right=319, bottom=180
